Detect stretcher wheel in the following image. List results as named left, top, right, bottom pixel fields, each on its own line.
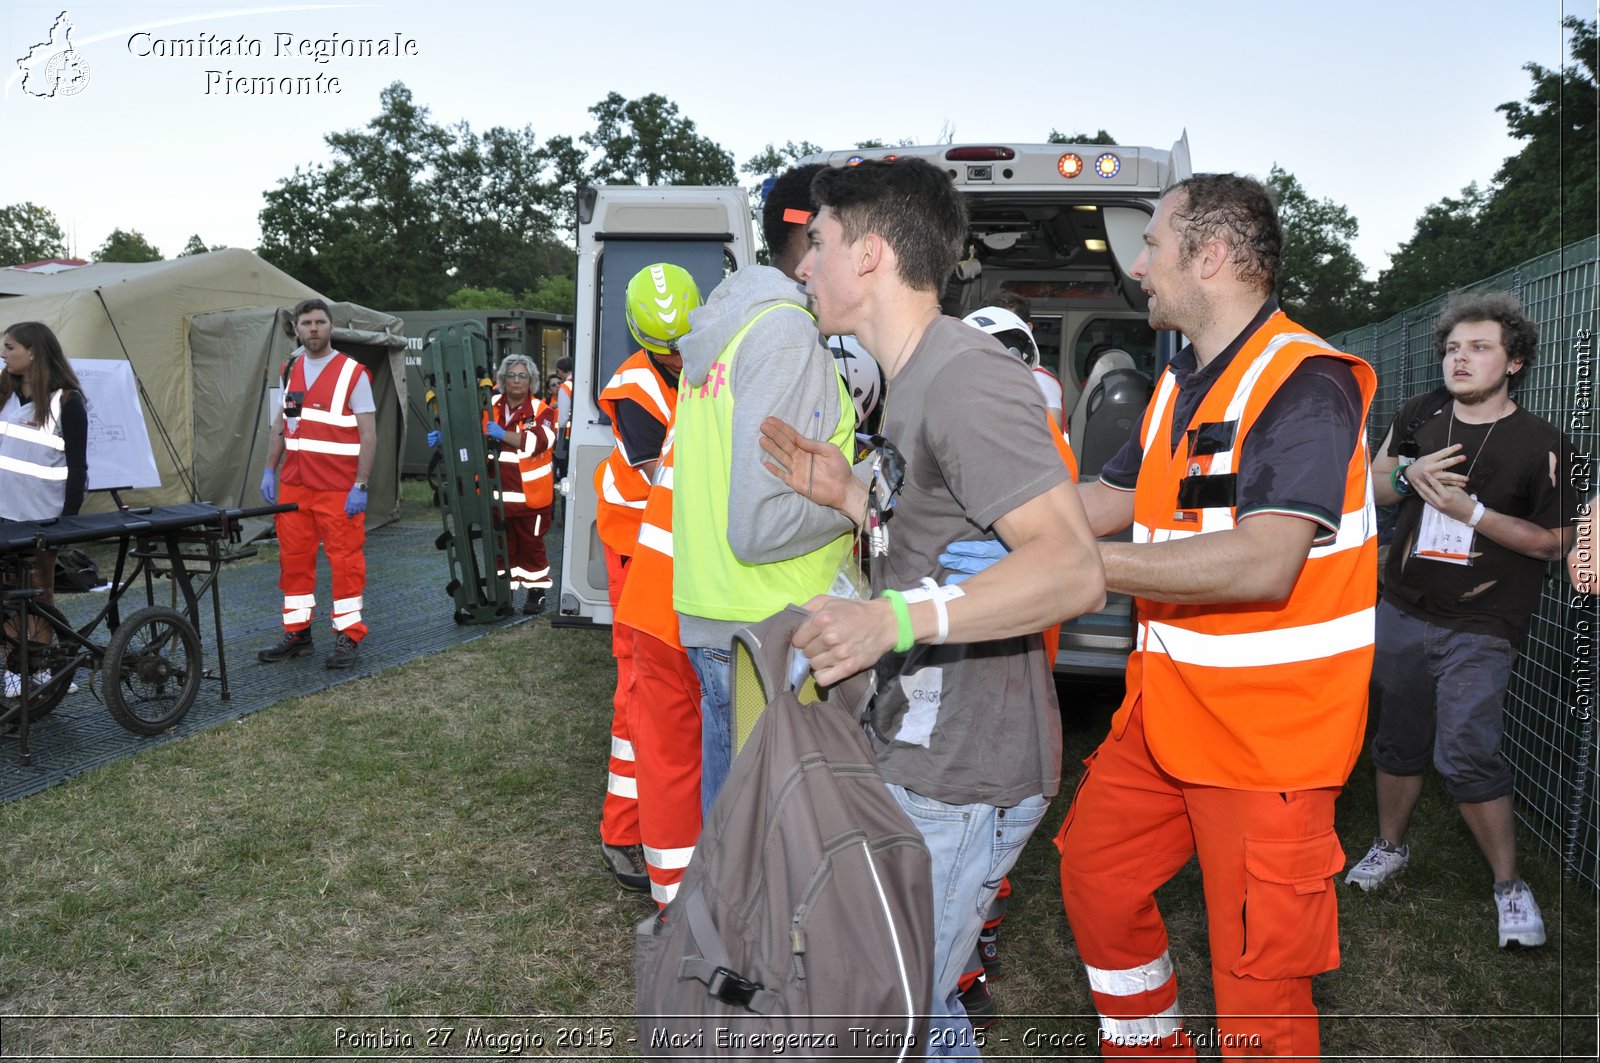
left=102, top=606, right=201, bottom=735
left=453, top=608, right=472, bottom=625
left=0, top=601, right=75, bottom=724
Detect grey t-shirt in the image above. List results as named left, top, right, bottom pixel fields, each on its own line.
left=868, top=315, right=1071, bottom=806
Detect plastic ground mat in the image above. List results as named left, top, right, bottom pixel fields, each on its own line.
left=1, top=505, right=555, bottom=801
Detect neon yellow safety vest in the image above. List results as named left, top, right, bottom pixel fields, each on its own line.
left=673, top=303, right=856, bottom=622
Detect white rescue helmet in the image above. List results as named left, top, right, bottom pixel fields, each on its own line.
left=963, top=305, right=1040, bottom=370
left=827, top=335, right=882, bottom=425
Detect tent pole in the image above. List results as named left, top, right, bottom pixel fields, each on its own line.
left=94, top=288, right=196, bottom=501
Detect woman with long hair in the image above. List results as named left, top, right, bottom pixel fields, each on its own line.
left=1, top=321, right=90, bottom=690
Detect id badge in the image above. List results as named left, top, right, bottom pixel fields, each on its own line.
left=1412, top=496, right=1476, bottom=566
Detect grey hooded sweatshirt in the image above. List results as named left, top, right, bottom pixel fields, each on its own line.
left=674, top=264, right=855, bottom=650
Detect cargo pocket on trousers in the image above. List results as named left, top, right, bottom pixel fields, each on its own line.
left=1232, top=829, right=1347, bottom=980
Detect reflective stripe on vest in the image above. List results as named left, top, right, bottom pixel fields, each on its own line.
left=282, top=352, right=364, bottom=491
left=615, top=424, right=682, bottom=648
left=594, top=350, right=674, bottom=553
left=488, top=394, right=555, bottom=512
left=0, top=389, right=69, bottom=519
left=671, top=303, right=856, bottom=624
left=1116, top=312, right=1377, bottom=791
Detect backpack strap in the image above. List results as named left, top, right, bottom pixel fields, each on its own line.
left=675, top=888, right=780, bottom=1014
left=1396, top=386, right=1452, bottom=459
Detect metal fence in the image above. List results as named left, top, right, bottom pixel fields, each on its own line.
left=1329, top=235, right=1600, bottom=889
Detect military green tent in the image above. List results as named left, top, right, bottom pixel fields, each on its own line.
left=0, top=249, right=407, bottom=527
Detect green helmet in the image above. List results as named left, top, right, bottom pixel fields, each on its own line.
left=625, top=262, right=701, bottom=355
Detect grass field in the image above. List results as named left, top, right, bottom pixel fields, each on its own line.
left=1, top=512, right=1596, bottom=1059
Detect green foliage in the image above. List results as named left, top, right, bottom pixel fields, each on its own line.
left=581, top=91, right=736, bottom=187
left=1375, top=17, right=1597, bottom=317
left=524, top=273, right=575, bottom=317
left=257, top=82, right=567, bottom=309
left=177, top=234, right=227, bottom=257
left=0, top=202, right=68, bottom=265
left=445, top=285, right=518, bottom=310
left=94, top=228, right=162, bottom=262
left=1048, top=128, right=1118, bottom=145
left=741, top=140, right=825, bottom=178
left=1268, top=165, right=1373, bottom=336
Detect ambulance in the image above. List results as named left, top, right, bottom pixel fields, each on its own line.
left=556, top=136, right=1192, bottom=677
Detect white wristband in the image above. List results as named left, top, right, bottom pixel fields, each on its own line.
left=1468, top=501, right=1486, bottom=528
left=900, top=578, right=965, bottom=646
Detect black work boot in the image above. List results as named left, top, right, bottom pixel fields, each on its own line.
left=258, top=630, right=314, bottom=663
left=523, top=590, right=546, bottom=616
left=325, top=632, right=361, bottom=670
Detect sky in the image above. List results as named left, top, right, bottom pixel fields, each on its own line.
left=0, top=0, right=1585, bottom=279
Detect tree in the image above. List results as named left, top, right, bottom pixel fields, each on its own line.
left=741, top=140, right=825, bottom=178
left=1372, top=185, right=1492, bottom=319
left=581, top=92, right=736, bottom=187
left=1267, top=165, right=1372, bottom=336
left=1376, top=17, right=1597, bottom=315
left=446, top=285, right=519, bottom=310
left=94, top=228, right=162, bottom=262
left=258, top=82, right=566, bottom=308
left=1477, top=15, right=1598, bottom=266
left=0, top=202, right=68, bottom=265
left=1048, top=129, right=1118, bottom=145
left=178, top=234, right=227, bottom=256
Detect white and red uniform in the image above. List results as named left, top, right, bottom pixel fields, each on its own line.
left=486, top=393, right=556, bottom=591
left=276, top=350, right=373, bottom=642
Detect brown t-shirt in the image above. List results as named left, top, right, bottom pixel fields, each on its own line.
left=867, top=315, right=1072, bottom=806
left=1383, top=393, right=1580, bottom=644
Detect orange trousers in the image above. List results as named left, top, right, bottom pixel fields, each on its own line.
left=631, top=628, right=703, bottom=906
left=276, top=482, right=367, bottom=642
left=1056, top=699, right=1343, bottom=1060
left=599, top=545, right=639, bottom=848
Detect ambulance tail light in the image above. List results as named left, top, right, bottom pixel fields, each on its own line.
left=944, top=147, right=1017, bottom=161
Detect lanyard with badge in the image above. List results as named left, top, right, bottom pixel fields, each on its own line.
left=1411, top=412, right=1502, bottom=567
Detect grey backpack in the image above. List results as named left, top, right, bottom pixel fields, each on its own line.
left=635, top=606, right=934, bottom=1060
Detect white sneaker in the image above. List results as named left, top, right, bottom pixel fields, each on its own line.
left=1345, top=839, right=1409, bottom=891
left=1495, top=881, right=1547, bottom=948
left=31, top=669, right=78, bottom=694
left=2, top=671, right=19, bottom=698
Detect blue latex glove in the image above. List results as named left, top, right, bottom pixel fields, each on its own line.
left=345, top=484, right=368, bottom=517
left=938, top=538, right=1010, bottom=584
left=260, top=467, right=276, bottom=504
left=485, top=421, right=507, bottom=442
left=426, top=429, right=441, bottom=448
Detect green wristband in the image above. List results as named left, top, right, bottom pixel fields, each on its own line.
left=881, top=589, right=915, bottom=653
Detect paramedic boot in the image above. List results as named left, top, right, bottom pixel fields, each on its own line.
left=1345, top=838, right=1409, bottom=891
left=258, top=630, right=314, bottom=663
left=325, top=633, right=361, bottom=670
left=1494, top=880, right=1546, bottom=949
left=958, top=972, right=999, bottom=1031
left=523, top=590, right=546, bottom=616
left=601, top=842, right=649, bottom=893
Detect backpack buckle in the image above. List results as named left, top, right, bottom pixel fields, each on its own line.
left=706, top=966, right=763, bottom=1009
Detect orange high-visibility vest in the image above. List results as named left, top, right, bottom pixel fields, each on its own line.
left=281, top=351, right=366, bottom=492
left=1113, top=312, right=1377, bottom=791
left=594, top=350, right=675, bottom=554
left=486, top=393, right=556, bottom=512
left=615, top=422, right=681, bottom=649
left=559, top=378, right=574, bottom=440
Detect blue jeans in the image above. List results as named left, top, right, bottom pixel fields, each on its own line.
left=887, top=782, right=1049, bottom=1059
left=687, top=645, right=733, bottom=816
